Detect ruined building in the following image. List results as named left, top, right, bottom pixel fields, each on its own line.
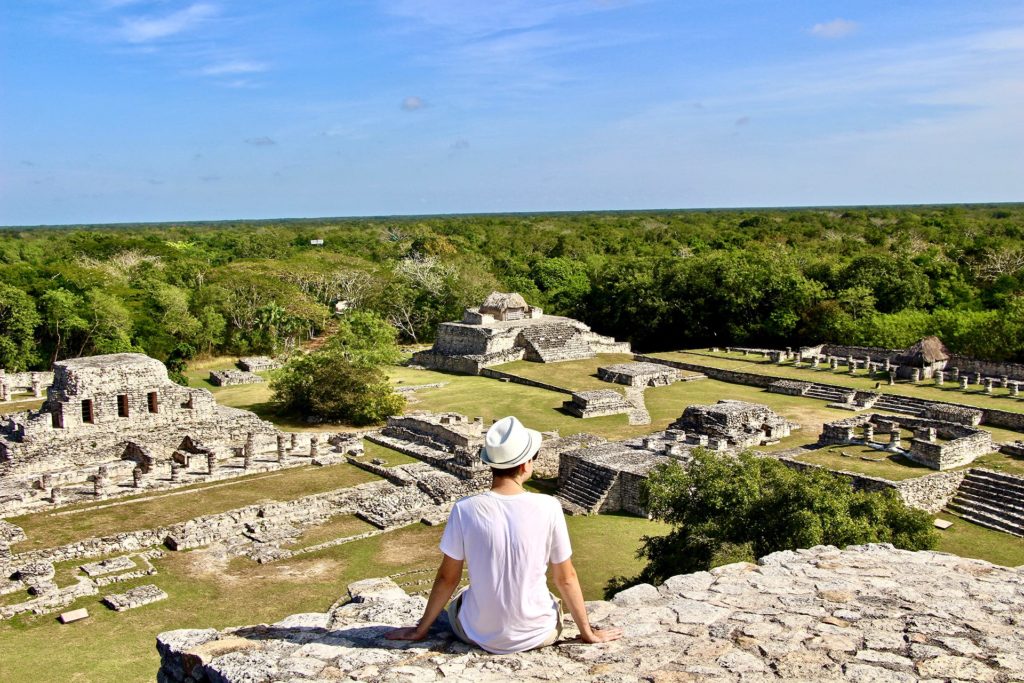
left=412, top=292, right=630, bottom=374
left=0, top=353, right=319, bottom=516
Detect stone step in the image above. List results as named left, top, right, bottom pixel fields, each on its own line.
left=945, top=503, right=1024, bottom=538
left=555, top=496, right=590, bottom=516
left=949, top=493, right=1024, bottom=526
left=957, top=481, right=1024, bottom=510
left=967, top=469, right=1024, bottom=493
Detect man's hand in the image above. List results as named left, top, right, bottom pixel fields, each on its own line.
left=385, top=625, right=429, bottom=641
left=581, top=626, right=624, bottom=643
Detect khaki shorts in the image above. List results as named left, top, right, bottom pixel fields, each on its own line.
left=446, top=586, right=564, bottom=650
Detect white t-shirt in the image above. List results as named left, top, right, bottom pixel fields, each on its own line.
left=439, top=490, right=572, bottom=654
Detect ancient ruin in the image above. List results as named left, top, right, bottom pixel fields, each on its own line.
left=208, top=369, right=264, bottom=387
left=670, top=400, right=793, bottom=449
left=598, top=361, right=678, bottom=387
left=412, top=291, right=629, bottom=374
left=369, top=411, right=491, bottom=481
left=236, top=356, right=282, bottom=373
left=561, top=389, right=633, bottom=419
left=0, top=353, right=354, bottom=517
left=155, top=543, right=1024, bottom=683
left=819, top=413, right=994, bottom=470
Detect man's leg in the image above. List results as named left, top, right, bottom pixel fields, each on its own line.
left=445, top=586, right=479, bottom=646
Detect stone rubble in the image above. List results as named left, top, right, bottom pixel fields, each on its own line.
left=156, top=543, right=1024, bottom=683
left=103, top=583, right=168, bottom=611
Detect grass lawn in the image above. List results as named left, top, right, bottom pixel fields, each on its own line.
left=0, top=396, right=45, bottom=416
left=795, top=444, right=939, bottom=481
left=934, top=512, right=1024, bottom=567
left=655, top=350, right=1024, bottom=415
left=495, top=354, right=635, bottom=391
left=10, top=463, right=378, bottom=552
left=0, top=512, right=666, bottom=683
left=359, top=441, right=421, bottom=466
left=285, top=514, right=376, bottom=549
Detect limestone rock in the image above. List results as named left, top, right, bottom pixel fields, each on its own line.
left=155, top=544, right=1024, bottom=683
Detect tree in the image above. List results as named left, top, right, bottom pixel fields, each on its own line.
left=328, top=310, right=404, bottom=367
left=606, top=450, right=936, bottom=596
left=0, top=283, right=41, bottom=371
left=270, top=348, right=405, bottom=425
left=40, top=288, right=87, bottom=363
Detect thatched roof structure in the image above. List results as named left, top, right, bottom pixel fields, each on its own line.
left=897, top=336, right=950, bottom=367
left=480, top=291, right=528, bottom=313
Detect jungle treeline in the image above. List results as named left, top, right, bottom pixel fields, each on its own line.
left=2, top=204, right=1023, bottom=372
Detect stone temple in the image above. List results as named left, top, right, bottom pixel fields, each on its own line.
left=0, top=353, right=302, bottom=515
left=412, top=292, right=630, bottom=374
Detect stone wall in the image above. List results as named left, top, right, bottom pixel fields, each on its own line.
left=479, top=368, right=572, bottom=394
left=947, top=353, right=1024, bottom=382
left=776, top=455, right=966, bottom=512
left=156, top=544, right=1024, bottom=683
left=819, top=343, right=903, bottom=363
left=633, top=354, right=777, bottom=388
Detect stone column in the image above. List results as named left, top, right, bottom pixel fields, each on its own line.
left=170, top=461, right=182, bottom=482
left=849, top=362, right=857, bottom=375
left=290, top=432, right=298, bottom=450
left=94, top=466, right=109, bottom=497
left=960, top=376, right=969, bottom=390
left=830, top=357, right=839, bottom=370
left=276, top=434, right=286, bottom=463
left=846, top=356, right=854, bottom=369
left=863, top=423, right=874, bottom=442
left=132, top=467, right=143, bottom=488
left=309, top=434, right=319, bottom=458
left=31, top=373, right=42, bottom=398
left=911, top=368, right=921, bottom=382
left=0, top=381, right=9, bottom=402
left=207, top=452, right=217, bottom=475
left=812, top=356, right=820, bottom=369
left=949, top=367, right=959, bottom=380
left=889, top=430, right=901, bottom=449
left=1001, top=376, right=1009, bottom=389
left=242, top=447, right=253, bottom=470
left=1011, top=383, right=1020, bottom=398
left=864, top=356, right=872, bottom=369
left=888, top=372, right=896, bottom=386
left=884, top=358, right=891, bottom=372
left=245, top=432, right=255, bottom=461
left=935, top=370, right=944, bottom=386
left=974, top=372, right=983, bottom=385
left=984, top=378, right=993, bottom=395
left=50, top=487, right=61, bottom=504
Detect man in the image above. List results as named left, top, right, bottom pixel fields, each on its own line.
left=386, top=415, right=623, bottom=652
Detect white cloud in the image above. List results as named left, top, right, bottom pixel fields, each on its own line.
left=118, top=3, right=217, bottom=43
left=401, top=95, right=426, bottom=111
left=809, top=19, right=859, bottom=39
left=198, top=60, right=268, bottom=76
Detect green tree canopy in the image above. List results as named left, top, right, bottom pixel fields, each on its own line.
left=607, top=450, right=937, bottom=596
left=0, top=282, right=41, bottom=371
left=270, top=347, right=405, bottom=425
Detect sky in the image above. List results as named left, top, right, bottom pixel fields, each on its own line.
left=1, top=1, right=1023, bottom=226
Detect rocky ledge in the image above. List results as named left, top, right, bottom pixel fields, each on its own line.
left=156, top=544, right=1024, bottom=682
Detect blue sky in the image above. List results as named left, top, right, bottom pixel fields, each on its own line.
left=2, top=1, right=1022, bottom=225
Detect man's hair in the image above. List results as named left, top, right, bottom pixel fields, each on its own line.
left=489, top=455, right=538, bottom=479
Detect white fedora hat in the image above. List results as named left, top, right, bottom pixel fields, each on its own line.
left=481, top=416, right=542, bottom=469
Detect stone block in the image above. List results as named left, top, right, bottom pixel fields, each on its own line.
left=59, top=608, right=89, bottom=624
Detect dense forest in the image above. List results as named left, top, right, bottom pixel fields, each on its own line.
left=2, top=204, right=1023, bottom=373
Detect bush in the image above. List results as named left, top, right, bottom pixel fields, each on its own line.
left=605, top=450, right=937, bottom=596
left=270, top=348, right=405, bottom=425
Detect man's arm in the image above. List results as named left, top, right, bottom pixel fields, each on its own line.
left=386, top=553, right=464, bottom=641
left=551, top=557, right=623, bottom=644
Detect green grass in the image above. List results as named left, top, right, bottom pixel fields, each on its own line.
left=795, top=444, right=938, bottom=481
left=934, top=512, right=1024, bottom=567
left=656, top=350, right=1024, bottom=415
left=285, top=514, right=376, bottom=549
left=357, top=441, right=421, bottom=466
left=495, top=354, right=635, bottom=391
left=0, top=512, right=666, bottom=683
left=10, top=463, right=378, bottom=552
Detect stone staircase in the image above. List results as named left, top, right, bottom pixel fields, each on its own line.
left=624, top=387, right=650, bottom=426
left=945, top=469, right=1024, bottom=537
left=556, top=460, right=617, bottom=515
left=518, top=324, right=594, bottom=363
left=872, top=394, right=931, bottom=416
left=803, top=383, right=850, bottom=403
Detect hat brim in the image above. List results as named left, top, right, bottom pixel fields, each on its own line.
left=480, top=427, right=542, bottom=469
